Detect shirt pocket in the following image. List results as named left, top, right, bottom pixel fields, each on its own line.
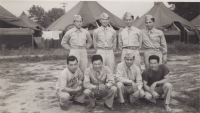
left=129, top=33, right=139, bottom=44
left=70, top=32, right=78, bottom=41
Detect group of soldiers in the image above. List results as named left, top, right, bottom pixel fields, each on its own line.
left=56, top=12, right=172, bottom=112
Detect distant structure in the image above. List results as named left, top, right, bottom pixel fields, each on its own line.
left=60, top=2, right=67, bottom=13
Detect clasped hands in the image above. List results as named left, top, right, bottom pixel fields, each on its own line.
left=150, top=82, right=160, bottom=99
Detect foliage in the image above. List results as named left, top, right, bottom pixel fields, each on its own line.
left=168, top=2, right=200, bottom=21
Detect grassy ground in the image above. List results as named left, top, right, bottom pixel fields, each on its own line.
left=0, top=53, right=199, bottom=113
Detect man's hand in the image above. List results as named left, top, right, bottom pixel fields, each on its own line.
left=75, top=86, right=82, bottom=92
left=151, top=91, right=159, bottom=99
left=78, top=81, right=83, bottom=85
left=150, top=82, right=157, bottom=91
left=99, top=84, right=106, bottom=91
left=125, top=80, right=132, bottom=86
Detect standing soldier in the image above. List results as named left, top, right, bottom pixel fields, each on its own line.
left=93, top=12, right=117, bottom=73
left=142, top=15, right=167, bottom=69
left=61, top=15, right=92, bottom=73
left=118, top=12, right=142, bottom=69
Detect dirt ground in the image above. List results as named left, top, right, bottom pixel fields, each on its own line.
left=0, top=54, right=199, bottom=113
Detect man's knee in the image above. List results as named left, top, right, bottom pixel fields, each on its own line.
left=110, top=86, right=117, bottom=93
left=84, top=89, right=92, bottom=96
left=144, top=92, right=152, bottom=100
left=163, top=83, right=172, bottom=89
left=60, top=92, right=70, bottom=102
left=116, top=82, right=124, bottom=89
left=139, top=90, right=145, bottom=98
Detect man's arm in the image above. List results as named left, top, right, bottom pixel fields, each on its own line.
left=159, top=32, right=167, bottom=63
left=118, top=32, right=123, bottom=50
left=83, top=69, right=98, bottom=90
left=93, top=30, right=98, bottom=50
left=135, top=66, right=143, bottom=90
left=138, top=30, right=143, bottom=49
left=61, top=32, right=71, bottom=50
left=112, top=30, right=117, bottom=50
left=143, top=80, right=151, bottom=93
left=86, top=31, right=93, bottom=49
left=105, top=67, right=115, bottom=88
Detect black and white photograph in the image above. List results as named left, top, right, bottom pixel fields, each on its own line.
left=0, top=0, right=199, bottom=113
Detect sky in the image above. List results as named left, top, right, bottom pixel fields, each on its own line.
left=0, top=0, right=173, bottom=19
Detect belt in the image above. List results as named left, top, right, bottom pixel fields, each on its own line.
left=71, top=46, right=86, bottom=49
left=147, top=48, right=160, bottom=51
left=97, top=47, right=113, bottom=50
left=123, top=46, right=139, bottom=50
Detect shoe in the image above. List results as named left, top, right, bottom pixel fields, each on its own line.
left=73, top=100, right=85, bottom=106
left=59, top=103, right=68, bottom=110
left=92, top=101, right=97, bottom=108
left=104, top=103, right=114, bottom=111
left=119, top=102, right=125, bottom=110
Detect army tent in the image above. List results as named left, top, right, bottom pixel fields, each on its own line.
left=133, top=2, right=197, bottom=43
left=191, top=15, right=200, bottom=43
left=0, top=5, right=36, bottom=49
left=46, top=1, right=126, bottom=31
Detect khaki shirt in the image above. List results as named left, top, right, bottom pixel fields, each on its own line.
left=56, top=67, right=83, bottom=92
left=118, top=26, right=142, bottom=50
left=93, top=26, right=116, bottom=49
left=83, top=65, right=114, bottom=90
left=115, top=62, right=143, bottom=89
left=142, top=28, right=167, bottom=54
left=61, top=27, right=92, bottom=49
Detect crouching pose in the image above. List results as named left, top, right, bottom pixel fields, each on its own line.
left=115, top=51, right=144, bottom=106
left=56, top=56, right=85, bottom=110
left=83, top=54, right=117, bottom=111
left=142, top=55, right=172, bottom=111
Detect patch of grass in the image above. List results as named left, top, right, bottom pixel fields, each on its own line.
left=4, top=85, right=21, bottom=91
left=173, top=88, right=200, bottom=112
left=168, top=41, right=200, bottom=55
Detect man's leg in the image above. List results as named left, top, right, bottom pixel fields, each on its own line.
left=106, top=50, right=115, bottom=73
left=144, top=91, right=156, bottom=103
left=96, top=49, right=106, bottom=65
left=104, top=86, right=117, bottom=108
left=79, top=49, right=88, bottom=73
left=69, top=49, right=81, bottom=66
left=84, top=89, right=96, bottom=107
left=59, top=91, right=71, bottom=110
left=154, top=51, right=163, bottom=64
left=116, top=82, right=126, bottom=103
left=73, top=91, right=85, bottom=104
left=128, top=82, right=143, bottom=104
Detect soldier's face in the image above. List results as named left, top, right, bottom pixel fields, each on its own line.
left=100, top=18, right=109, bottom=27
left=149, top=59, right=159, bottom=71
left=68, top=60, right=78, bottom=73
left=125, top=16, right=134, bottom=27
left=145, top=19, right=154, bottom=30
left=92, top=60, right=103, bottom=72
left=124, top=57, right=134, bottom=67
left=74, top=19, right=82, bottom=29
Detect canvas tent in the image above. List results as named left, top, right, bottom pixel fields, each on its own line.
left=133, top=2, right=197, bottom=43
left=46, top=1, right=126, bottom=31
left=0, top=5, right=36, bottom=49
left=191, top=15, right=200, bottom=43
left=20, top=11, right=43, bottom=37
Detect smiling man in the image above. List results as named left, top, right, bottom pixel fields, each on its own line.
left=141, top=15, right=167, bottom=69
left=93, top=12, right=117, bottom=73
left=83, top=54, right=117, bottom=111
left=118, top=12, right=142, bottom=69
left=142, top=55, right=172, bottom=111
left=56, top=55, right=85, bottom=110
left=61, top=15, right=92, bottom=73
left=115, top=51, right=144, bottom=107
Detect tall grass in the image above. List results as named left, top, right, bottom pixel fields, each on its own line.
left=168, top=41, right=200, bottom=55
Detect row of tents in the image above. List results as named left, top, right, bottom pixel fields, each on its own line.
left=0, top=2, right=199, bottom=49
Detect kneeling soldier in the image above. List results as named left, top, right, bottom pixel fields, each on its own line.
left=116, top=51, right=144, bottom=106
left=83, top=54, right=117, bottom=111
left=56, top=56, right=85, bottom=110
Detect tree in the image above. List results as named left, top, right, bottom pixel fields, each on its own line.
left=168, top=2, right=200, bottom=21
left=28, top=5, right=64, bottom=28
left=46, top=8, right=64, bottom=22
left=28, top=5, right=46, bottom=26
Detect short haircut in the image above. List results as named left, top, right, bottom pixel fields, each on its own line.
left=92, top=54, right=103, bottom=63
left=149, top=55, right=159, bottom=63
left=73, top=18, right=83, bottom=22
left=67, top=55, right=78, bottom=64
left=151, top=18, right=155, bottom=22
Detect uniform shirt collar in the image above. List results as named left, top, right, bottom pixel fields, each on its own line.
left=123, top=62, right=132, bottom=70
left=92, top=66, right=104, bottom=75
left=146, top=27, right=155, bottom=33
left=126, top=26, right=134, bottom=30
left=101, top=26, right=109, bottom=30
left=73, top=27, right=83, bottom=32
